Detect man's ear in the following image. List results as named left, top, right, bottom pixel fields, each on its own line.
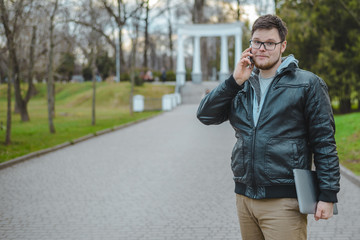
left=280, top=40, right=287, bottom=54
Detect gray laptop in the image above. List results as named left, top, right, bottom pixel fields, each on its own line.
left=293, top=169, right=338, bottom=215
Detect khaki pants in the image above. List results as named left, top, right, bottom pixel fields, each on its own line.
left=236, top=194, right=307, bottom=240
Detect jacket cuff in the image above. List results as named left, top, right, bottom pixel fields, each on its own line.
left=318, top=189, right=338, bottom=203
left=224, top=75, right=244, bottom=91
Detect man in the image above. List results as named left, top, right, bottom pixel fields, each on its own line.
left=197, top=14, right=340, bottom=240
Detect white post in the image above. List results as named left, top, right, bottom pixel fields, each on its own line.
left=176, top=33, right=186, bottom=86
left=162, top=94, right=172, bottom=111
left=235, top=33, right=242, bottom=70
left=133, top=95, right=144, bottom=112
left=219, top=35, right=229, bottom=81
left=191, top=36, right=202, bottom=83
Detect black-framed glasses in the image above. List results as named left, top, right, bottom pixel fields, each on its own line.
left=249, top=40, right=283, bottom=51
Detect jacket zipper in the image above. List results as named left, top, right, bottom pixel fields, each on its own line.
left=248, top=85, right=258, bottom=191
left=251, top=126, right=257, bottom=191
left=249, top=70, right=291, bottom=192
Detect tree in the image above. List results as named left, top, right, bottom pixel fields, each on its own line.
left=46, top=0, right=59, bottom=133
left=89, top=0, right=99, bottom=126
left=128, top=9, right=141, bottom=115
left=279, top=0, right=360, bottom=113
left=142, top=0, right=150, bottom=68
left=25, top=26, right=38, bottom=99
left=96, top=52, right=115, bottom=80
left=192, top=0, right=209, bottom=80
left=75, top=0, right=109, bottom=125
left=0, top=0, right=32, bottom=122
left=5, top=49, right=12, bottom=145
left=101, top=0, right=144, bottom=76
left=138, top=0, right=182, bottom=71
left=192, top=0, right=206, bottom=23
left=166, top=0, right=174, bottom=70
left=72, top=0, right=144, bottom=79
left=56, top=52, right=75, bottom=81
left=253, top=0, right=275, bottom=15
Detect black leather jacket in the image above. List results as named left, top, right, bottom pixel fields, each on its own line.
left=197, top=60, right=340, bottom=202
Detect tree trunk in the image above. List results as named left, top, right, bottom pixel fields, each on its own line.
left=25, top=26, right=37, bottom=102
left=6, top=39, right=29, bottom=121
left=143, top=0, right=149, bottom=68
left=91, top=48, right=97, bottom=126
left=237, top=0, right=241, bottom=20
left=47, top=0, right=58, bottom=134
left=5, top=61, right=12, bottom=145
left=11, top=51, right=30, bottom=121
left=193, top=0, right=206, bottom=80
left=129, top=72, right=134, bottom=116
left=166, top=0, right=174, bottom=70
left=15, top=88, right=30, bottom=121
left=101, top=0, right=127, bottom=73
left=116, top=0, right=126, bottom=72
left=119, top=27, right=125, bottom=72
left=192, top=0, right=205, bottom=24
left=0, top=0, right=30, bottom=122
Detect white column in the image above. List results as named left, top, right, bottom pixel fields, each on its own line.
left=176, top=33, right=186, bottom=86
left=192, top=36, right=202, bottom=83
left=219, top=35, right=229, bottom=81
left=235, top=33, right=242, bottom=70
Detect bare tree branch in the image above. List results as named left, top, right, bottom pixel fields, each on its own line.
left=339, top=0, right=360, bottom=27
left=69, top=19, right=115, bottom=49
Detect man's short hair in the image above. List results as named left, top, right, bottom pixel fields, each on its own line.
left=251, top=14, right=288, bottom=42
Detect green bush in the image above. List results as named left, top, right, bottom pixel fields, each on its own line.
left=134, top=75, right=143, bottom=86
left=165, top=71, right=176, bottom=81
left=120, top=72, right=130, bottom=82
left=82, top=66, right=92, bottom=81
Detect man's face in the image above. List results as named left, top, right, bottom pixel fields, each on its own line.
left=251, top=28, right=287, bottom=71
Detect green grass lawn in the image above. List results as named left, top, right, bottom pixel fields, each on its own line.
left=0, top=82, right=174, bottom=162
left=334, top=112, right=360, bottom=175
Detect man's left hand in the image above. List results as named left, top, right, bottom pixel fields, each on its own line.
left=315, top=201, right=334, bottom=221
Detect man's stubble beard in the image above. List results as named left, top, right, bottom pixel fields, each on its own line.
left=254, top=50, right=282, bottom=71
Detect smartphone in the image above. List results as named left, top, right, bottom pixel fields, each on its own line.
left=248, top=49, right=254, bottom=68
left=249, top=56, right=254, bottom=65
left=249, top=49, right=254, bottom=65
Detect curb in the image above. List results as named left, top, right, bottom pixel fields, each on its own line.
left=340, top=164, right=360, bottom=187
left=0, top=113, right=163, bottom=170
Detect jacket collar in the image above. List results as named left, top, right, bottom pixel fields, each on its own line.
left=248, top=55, right=299, bottom=104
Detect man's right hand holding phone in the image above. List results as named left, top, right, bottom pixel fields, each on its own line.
left=233, top=47, right=254, bottom=86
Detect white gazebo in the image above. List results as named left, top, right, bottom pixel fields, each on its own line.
left=176, top=22, right=243, bottom=86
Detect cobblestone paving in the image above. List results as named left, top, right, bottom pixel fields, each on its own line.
left=0, top=104, right=359, bottom=240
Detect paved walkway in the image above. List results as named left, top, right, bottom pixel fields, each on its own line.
left=1, top=86, right=360, bottom=239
